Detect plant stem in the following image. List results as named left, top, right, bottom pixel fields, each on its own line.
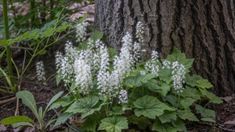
left=30, top=0, right=36, bottom=28
left=3, top=0, right=15, bottom=92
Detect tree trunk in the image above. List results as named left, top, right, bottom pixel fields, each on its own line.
left=95, top=0, right=235, bottom=96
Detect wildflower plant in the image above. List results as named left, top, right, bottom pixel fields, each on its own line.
left=53, top=21, right=222, bottom=131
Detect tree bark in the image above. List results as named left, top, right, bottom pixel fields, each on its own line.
left=95, top=0, right=235, bottom=95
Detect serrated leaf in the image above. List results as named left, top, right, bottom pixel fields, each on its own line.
left=49, top=95, right=74, bottom=110
left=0, top=116, right=33, bottom=125
left=158, top=69, right=172, bottom=84
left=146, top=81, right=171, bottom=96
left=134, top=96, right=175, bottom=119
left=185, top=74, right=202, bottom=87
left=128, top=116, right=151, bottom=130
left=177, top=110, right=199, bottom=121
left=90, top=30, right=103, bottom=41
left=152, top=120, right=178, bottom=132
left=199, top=89, right=223, bottom=104
left=180, top=98, right=196, bottom=109
left=195, top=104, right=215, bottom=123
left=159, top=111, right=177, bottom=123
left=54, top=113, right=73, bottom=127
left=98, top=116, right=128, bottom=132
left=181, top=87, right=201, bottom=100
left=81, top=114, right=102, bottom=132
left=66, top=96, right=101, bottom=119
left=196, top=79, right=213, bottom=89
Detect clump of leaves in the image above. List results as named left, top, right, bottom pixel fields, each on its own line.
left=53, top=48, right=222, bottom=132
left=51, top=21, right=222, bottom=131
left=0, top=90, right=64, bottom=131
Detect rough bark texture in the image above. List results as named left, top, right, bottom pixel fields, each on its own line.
left=95, top=0, right=235, bottom=96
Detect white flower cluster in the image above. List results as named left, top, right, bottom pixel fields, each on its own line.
left=55, top=21, right=149, bottom=102
left=97, top=32, right=138, bottom=99
left=162, top=60, right=171, bottom=69
left=136, top=21, right=144, bottom=44
left=74, top=58, right=93, bottom=94
left=75, top=21, right=89, bottom=42
left=36, top=61, right=46, bottom=85
left=118, top=90, right=128, bottom=104
left=145, top=51, right=160, bottom=76
left=171, top=61, right=186, bottom=93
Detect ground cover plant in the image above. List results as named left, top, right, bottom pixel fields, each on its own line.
left=47, top=21, right=222, bottom=131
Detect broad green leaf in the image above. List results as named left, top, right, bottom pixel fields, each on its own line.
left=140, top=74, right=155, bottom=83
left=165, top=95, right=178, bottom=107
left=180, top=98, right=196, bottom=109
left=181, top=87, right=201, bottom=100
left=90, top=30, right=103, bottom=41
left=0, top=116, right=33, bottom=125
left=177, top=109, right=199, bottom=121
left=128, top=116, right=151, bottom=130
left=134, top=96, right=175, bottom=119
left=152, top=120, right=178, bottom=132
left=98, top=116, right=128, bottom=132
left=54, top=113, right=73, bottom=127
left=166, top=48, right=194, bottom=70
left=196, top=79, right=213, bottom=89
left=159, top=111, right=177, bottom=123
left=108, top=106, right=124, bottom=116
left=185, top=74, right=202, bottom=87
left=195, top=104, right=215, bottom=123
left=199, top=89, right=223, bottom=104
left=46, top=91, right=64, bottom=110
left=124, top=73, right=143, bottom=88
left=81, top=114, right=102, bottom=132
left=16, top=91, right=39, bottom=120
left=158, top=69, right=172, bottom=84
left=66, top=96, right=101, bottom=119
left=49, top=95, right=74, bottom=110
left=146, top=81, right=171, bottom=96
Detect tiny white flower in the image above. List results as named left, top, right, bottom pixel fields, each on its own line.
left=75, top=21, right=89, bottom=42
left=136, top=21, right=144, bottom=44
left=171, top=61, right=186, bottom=92
left=74, top=58, right=93, bottom=95
left=162, top=60, right=171, bottom=69
left=36, top=61, right=46, bottom=85
left=118, top=90, right=128, bottom=104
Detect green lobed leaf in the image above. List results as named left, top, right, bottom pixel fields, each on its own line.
left=159, top=111, right=177, bottom=123
left=54, top=113, right=73, bottom=128
left=177, top=109, right=199, bottom=121
left=195, top=104, right=216, bottom=123
left=0, top=116, right=33, bottom=125
left=128, top=116, right=151, bottom=130
left=134, top=96, right=175, bottom=119
left=146, top=81, right=171, bottom=96
left=196, top=79, right=213, bottom=89
left=90, top=30, right=103, bottom=41
left=158, top=69, right=172, bottom=84
left=199, top=89, right=223, bottom=104
left=81, top=114, right=102, bottom=132
left=152, top=120, right=178, bottom=132
left=180, top=98, right=196, bottom=109
left=65, top=96, right=102, bottom=119
left=98, top=116, right=128, bottom=132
